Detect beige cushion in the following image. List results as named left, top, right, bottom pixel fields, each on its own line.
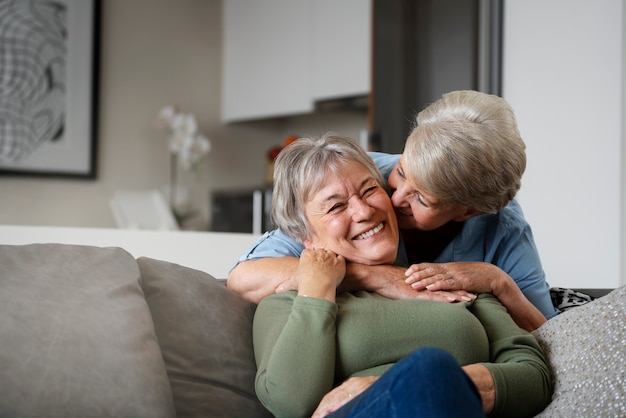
left=533, top=284, right=626, bottom=417
left=138, top=257, right=272, bottom=418
left=0, top=244, right=175, bottom=418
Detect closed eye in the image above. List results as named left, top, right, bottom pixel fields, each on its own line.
left=363, top=185, right=378, bottom=196
left=415, top=192, right=428, bottom=207
left=327, top=201, right=346, bottom=213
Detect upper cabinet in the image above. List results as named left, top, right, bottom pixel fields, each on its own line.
left=311, top=0, right=371, bottom=101
left=222, top=0, right=371, bottom=123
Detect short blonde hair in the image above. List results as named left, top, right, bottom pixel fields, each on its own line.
left=272, top=133, right=385, bottom=243
left=404, top=90, right=526, bottom=213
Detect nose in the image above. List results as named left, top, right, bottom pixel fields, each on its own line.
left=391, top=184, right=410, bottom=208
left=349, top=197, right=375, bottom=221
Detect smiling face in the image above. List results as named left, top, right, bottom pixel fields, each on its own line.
left=302, top=161, right=399, bottom=265
left=387, top=155, right=474, bottom=231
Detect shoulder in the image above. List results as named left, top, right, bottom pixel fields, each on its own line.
left=498, top=200, right=528, bottom=223
left=459, top=200, right=538, bottom=259
left=368, top=152, right=400, bottom=179
left=236, top=229, right=304, bottom=263
left=465, top=200, right=530, bottom=235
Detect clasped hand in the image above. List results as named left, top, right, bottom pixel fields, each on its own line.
left=405, top=261, right=501, bottom=294
left=296, top=248, right=346, bottom=301
left=278, top=259, right=486, bottom=303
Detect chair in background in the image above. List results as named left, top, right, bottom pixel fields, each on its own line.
left=110, top=190, right=179, bottom=230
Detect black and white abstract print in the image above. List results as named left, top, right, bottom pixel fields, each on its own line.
left=0, top=0, right=67, bottom=163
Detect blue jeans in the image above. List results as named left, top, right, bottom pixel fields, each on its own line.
left=328, top=347, right=486, bottom=418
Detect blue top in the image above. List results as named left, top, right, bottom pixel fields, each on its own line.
left=236, top=153, right=559, bottom=319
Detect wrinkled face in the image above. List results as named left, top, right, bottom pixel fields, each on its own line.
left=387, top=155, right=470, bottom=231
left=303, top=161, right=399, bottom=265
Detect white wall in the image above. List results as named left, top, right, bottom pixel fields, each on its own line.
left=3, top=0, right=622, bottom=289
left=0, top=0, right=367, bottom=230
left=503, top=0, right=624, bottom=288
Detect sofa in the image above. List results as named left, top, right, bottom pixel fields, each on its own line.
left=1, top=230, right=624, bottom=417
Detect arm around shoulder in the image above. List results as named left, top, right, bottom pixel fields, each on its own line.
left=490, top=272, right=547, bottom=331
left=227, top=257, right=299, bottom=304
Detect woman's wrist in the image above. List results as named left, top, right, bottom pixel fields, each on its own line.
left=298, top=281, right=337, bottom=302
left=488, top=266, right=513, bottom=297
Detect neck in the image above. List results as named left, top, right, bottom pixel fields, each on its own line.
left=401, top=221, right=464, bottom=264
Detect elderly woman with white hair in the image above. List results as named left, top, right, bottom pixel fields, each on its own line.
left=230, top=90, right=557, bottom=332
left=252, top=133, right=552, bottom=418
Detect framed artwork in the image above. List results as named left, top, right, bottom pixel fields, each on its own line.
left=0, top=0, right=100, bottom=178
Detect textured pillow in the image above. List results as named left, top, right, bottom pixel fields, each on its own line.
left=533, top=284, right=626, bottom=417
left=0, top=244, right=175, bottom=418
left=137, top=257, right=272, bottom=418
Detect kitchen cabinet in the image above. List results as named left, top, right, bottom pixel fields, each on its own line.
left=222, top=0, right=371, bottom=123
left=312, top=0, right=371, bottom=101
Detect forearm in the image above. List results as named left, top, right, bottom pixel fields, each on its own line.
left=227, top=257, right=299, bottom=304
left=491, top=274, right=547, bottom=332
left=482, top=361, right=552, bottom=418
left=471, top=294, right=553, bottom=417
left=346, top=263, right=476, bottom=302
left=463, top=360, right=552, bottom=417
left=341, top=263, right=405, bottom=292
left=406, top=262, right=546, bottom=330
left=228, top=259, right=392, bottom=303
left=255, top=296, right=338, bottom=417
left=462, top=364, right=495, bottom=414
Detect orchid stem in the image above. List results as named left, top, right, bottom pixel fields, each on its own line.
left=170, top=152, right=178, bottom=214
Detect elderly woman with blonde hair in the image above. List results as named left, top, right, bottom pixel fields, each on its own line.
left=229, top=90, right=557, bottom=332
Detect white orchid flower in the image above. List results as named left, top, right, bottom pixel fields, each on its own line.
left=193, top=134, right=211, bottom=155
left=178, top=135, right=211, bottom=170
left=158, top=106, right=210, bottom=173
left=157, top=106, right=176, bottom=128
left=171, top=112, right=197, bottom=137
left=169, top=132, right=194, bottom=154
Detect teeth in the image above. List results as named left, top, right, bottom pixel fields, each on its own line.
left=355, top=223, right=384, bottom=240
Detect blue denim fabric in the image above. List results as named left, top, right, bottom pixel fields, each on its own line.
left=328, top=347, right=485, bottom=418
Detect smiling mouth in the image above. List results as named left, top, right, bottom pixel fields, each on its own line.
left=354, top=223, right=384, bottom=240
left=395, top=208, right=412, bottom=217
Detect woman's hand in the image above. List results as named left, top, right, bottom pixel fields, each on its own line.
left=405, top=261, right=547, bottom=331
left=405, top=261, right=503, bottom=294
left=277, top=262, right=476, bottom=302
left=296, top=248, right=346, bottom=302
left=343, top=263, right=476, bottom=302
left=311, top=376, right=378, bottom=418
left=462, top=364, right=495, bottom=414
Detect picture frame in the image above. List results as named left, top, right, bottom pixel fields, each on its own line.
left=0, top=0, right=100, bottom=179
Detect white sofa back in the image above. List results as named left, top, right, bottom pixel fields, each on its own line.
left=0, top=225, right=260, bottom=278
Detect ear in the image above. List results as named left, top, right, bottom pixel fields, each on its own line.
left=302, top=238, right=315, bottom=249
left=452, top=208, right=480, bottom=222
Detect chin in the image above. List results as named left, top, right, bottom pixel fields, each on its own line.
left=365, top=250, right=397, bottom=265
left=397, top=219, right=417, bottom=229
left=355, top=257, right=392, bottom=266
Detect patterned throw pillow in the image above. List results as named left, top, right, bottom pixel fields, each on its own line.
left=533, top=285, right=626, bottom=417
left=549, top=287, right=595, bottom=312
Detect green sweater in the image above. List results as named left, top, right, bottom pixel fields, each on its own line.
left=253, top=291, right=552, bottom=418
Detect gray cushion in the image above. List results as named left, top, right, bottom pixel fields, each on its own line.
left=533, top=284, right=626, bottom=417
left=137, top=257, right=272, bottom=418
left=0, top=244, right=175, bottom=418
